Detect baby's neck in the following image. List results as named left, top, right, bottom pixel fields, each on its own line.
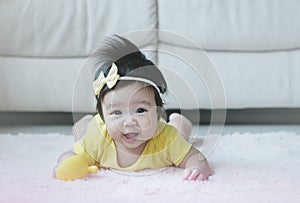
left=115, top=142, right=147, bottom=168
left=116, top=141, right=147, bottom=156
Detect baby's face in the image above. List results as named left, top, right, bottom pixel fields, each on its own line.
left=102, top=82, right=159, bottom=152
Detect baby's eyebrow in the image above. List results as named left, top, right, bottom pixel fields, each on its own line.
left=131, top=100, right=154, bottom=106
left=104, top=102, right=122, bottom=109
left=103, top=100, right=154, bottom=109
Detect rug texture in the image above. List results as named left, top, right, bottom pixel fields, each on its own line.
left=0, top=131, right=299, bottom=203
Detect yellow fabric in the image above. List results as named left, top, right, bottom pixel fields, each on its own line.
left=73, top=114, right=192, bottom=172
left=93, top=63, right=119, bottom=95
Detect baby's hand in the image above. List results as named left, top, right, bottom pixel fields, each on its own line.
left=183, top=168, right=212, bottom=181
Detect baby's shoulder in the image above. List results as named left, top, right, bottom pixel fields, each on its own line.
left=153, top=119, right=179, bottom=144
left=80, top=114, right=110, bottom=143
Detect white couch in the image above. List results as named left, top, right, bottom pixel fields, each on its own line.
left=1, top=0, right=300, bottom=113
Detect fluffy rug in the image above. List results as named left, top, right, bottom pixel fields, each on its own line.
left=0, top=131, right=299, bottom=203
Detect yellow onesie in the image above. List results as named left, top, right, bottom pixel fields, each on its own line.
left=73, top=114, right=192, bottom=172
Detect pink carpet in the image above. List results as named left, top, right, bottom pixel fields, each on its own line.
left=0, top=131, right=299, bottom=203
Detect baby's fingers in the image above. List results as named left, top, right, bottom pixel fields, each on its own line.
left=196, top=173, right=206, bottom=181
left=183, top=168, right=201, bottom=181
left=183, top=168, right=193, bottom=180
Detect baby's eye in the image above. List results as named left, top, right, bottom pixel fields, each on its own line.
left=136, top=108, right=147, bottom=114
left=111, top=110, right=122, bottom=115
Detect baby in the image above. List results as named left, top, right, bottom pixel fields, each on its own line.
left=53, top=35, right=212, bottom=181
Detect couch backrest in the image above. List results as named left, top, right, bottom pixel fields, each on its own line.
left=2, top=0, right=300, bottom=57
left=158, top=0, right=300, bottom=51
left=0, top=0, right=157, bottom=57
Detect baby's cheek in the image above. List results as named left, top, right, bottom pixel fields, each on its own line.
left=145, top=118, right=152, bottom=129
left=139, top=116, right=154, bottom=130
left=144, top=118, right=158, bottom=137
left=105, top=122, right=120, bottom=137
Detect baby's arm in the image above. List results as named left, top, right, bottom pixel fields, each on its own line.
left=53, top=115, right=99, bottom=180
left=179, top=147, right=213, bottom=181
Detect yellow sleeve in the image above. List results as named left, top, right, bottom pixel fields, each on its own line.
left=160, top=122, right=192, bottom=166
left=73, top=114, right=106, bottom=165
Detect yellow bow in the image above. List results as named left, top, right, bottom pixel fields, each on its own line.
left=93, top=63, right=120, bottom=95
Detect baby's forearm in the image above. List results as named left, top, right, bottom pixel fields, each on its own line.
left=182, top=148, right=212, bottom=180
left=185, top=152, right=210, bottom=171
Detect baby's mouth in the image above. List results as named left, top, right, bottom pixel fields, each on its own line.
left=123, top=133, right=139, bottom=142
left=124, top=133, right=138, bottom=139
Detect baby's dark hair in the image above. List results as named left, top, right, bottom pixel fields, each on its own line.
left=90, top=35, right=167, bottom=120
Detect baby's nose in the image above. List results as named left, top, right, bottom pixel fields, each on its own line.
left=123, top=116, right=137, bottom=126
